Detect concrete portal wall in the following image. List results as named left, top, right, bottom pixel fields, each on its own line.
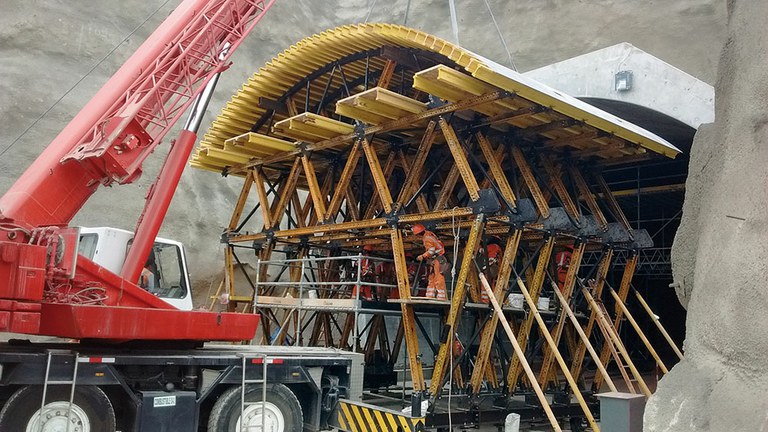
left=525, top=43, right=714, bottom=130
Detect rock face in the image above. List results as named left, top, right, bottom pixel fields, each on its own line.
left=0, top=0, right=724, bottom=300
left=646, top=1, right=768, bottom=430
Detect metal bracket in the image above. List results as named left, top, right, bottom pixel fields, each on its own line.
left=384, top=210, right=400, bottom=227
left=507, top=198, right=537, bottom=224
left=470, top=188, right=501, bottom=215
left=543, top=207, right=575, bottom=231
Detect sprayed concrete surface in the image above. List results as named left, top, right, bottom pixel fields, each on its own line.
left=0, top=1, right=724, bottom=301
left=645, top=1, right=768, bottom=430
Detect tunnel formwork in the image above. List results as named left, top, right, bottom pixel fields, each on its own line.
left=193, top=24, right=685, bottom=429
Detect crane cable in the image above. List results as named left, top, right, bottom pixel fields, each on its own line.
left=447, top=207, right=462, bottom=430
left=0, top=0, right=174, bottom=160
left=364, top=0, right=378, bottom=23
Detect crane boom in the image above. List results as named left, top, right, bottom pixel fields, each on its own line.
left=0, top=0, right=275, bottom=341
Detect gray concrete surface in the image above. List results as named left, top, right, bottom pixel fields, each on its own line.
left=526, top=43, right=714, bottom=130
left=645, top=1, right=768, bottom=430
left=0, top=1, right=725, bottom=302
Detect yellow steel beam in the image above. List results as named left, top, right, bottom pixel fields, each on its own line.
left=538, top=242, right=586, bottom=388
left=609, top=286, right=669, bottom=373
left=252, top=168, right=273, bottom=230
left=270, top=158, right=302, bottom=225
left=429, top=215, right=485, bottom=396
left=230, top=207, right=475, bottom=242
left=390, top=227, right=426, bottom=392
left=396, top=120, right=437, bottom=210
left=325, top=139, right=362, bottom=221
left=477, top=273, right=563, bottom=432
left=593, top=254, right=639, bottom=389
left=301, top=154, right=328, bottom=219
left=344, top=188, right=361, bottom=221
left=378, top=59, right=397, bottom=90
left=634, top=288, right=685, bottom=361
left=232, top=90, right=509, bottom=174
left=517, top=276, right=601, bottom=431
left=594, top=172, right=633, bottom=233
left=470, top=230, right=522, bottom=394
left=507, top=236, right=555, bottom=389
left=476, top=132, right=516, bottom=208
left=569, top=164, right=608, bottom=230
left=228, top=170, right=255, bottom=231
left=396, top=150, right=430, bottom=213
left=363, top=146, right=396, bottom=218
left=511, top=146, right=550, bottom=218
left=550, top=279, right=617, bottom=393
left=569, top=249, right=614, bottom=380
left=434, top=165, right=461, bottom=211
left=541, top=157, right=580, bottom=222
left=438, top=117, right=480, bottom=202
left=582, top=286, right=652, bottom=398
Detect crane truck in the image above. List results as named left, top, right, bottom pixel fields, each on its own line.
left=0, top=1, right=386, bottom=431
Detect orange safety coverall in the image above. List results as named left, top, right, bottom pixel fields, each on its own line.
left=555, top=249, right=572, bottom=290
left=353, top=255, right=375, bottom=300
left=420, top=230, right=447, bottom=300
left=479, top=243, right=502, bottom=303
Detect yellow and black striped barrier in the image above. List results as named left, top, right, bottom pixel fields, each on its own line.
left=333, top=399, right=426, bottom=432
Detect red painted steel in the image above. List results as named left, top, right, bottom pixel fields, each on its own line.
left=40, top=303, right=259, bottom=341
left=0, top=0, right=275, bottom=341
left=122, top=130, right=197, bottom=284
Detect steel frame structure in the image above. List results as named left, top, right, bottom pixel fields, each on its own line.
left=199, top=24, right=686, bottom=428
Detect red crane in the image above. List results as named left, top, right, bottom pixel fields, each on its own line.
left=0, top=0, right=275, bottom=341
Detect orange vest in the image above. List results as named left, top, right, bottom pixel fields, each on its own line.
left=420, top=230, right=445, bottom=260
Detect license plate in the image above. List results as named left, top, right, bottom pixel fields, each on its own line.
left=153, top=396, right=176, bottom=407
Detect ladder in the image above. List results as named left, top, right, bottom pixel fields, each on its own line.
left=40, top=349, right=80, bottom=432
left=240, top=354, right=270, bottom=431
left=592, top=303, right=635, bottom=393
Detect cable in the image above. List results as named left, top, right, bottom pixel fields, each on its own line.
left=448, top=0, right=460, bottom=45
left=482, top=0, right=517, bottom=71
left=0, top=0, right=174, bottom=159
left=403, top=0, right=412, bottom=25
left=448, top=207, right=461, bottom=430
left=364, top=0, right=379, bottom=23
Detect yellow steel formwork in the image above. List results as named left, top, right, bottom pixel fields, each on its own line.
left=195, top=23, right=684, bottom=429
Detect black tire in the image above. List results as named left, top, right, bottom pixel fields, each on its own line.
left=208, top=383, right=303, bottom=432
left=0, top=385, right=116, bottom=431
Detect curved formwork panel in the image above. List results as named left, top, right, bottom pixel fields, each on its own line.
left=196, top=24, right=684, bottom=430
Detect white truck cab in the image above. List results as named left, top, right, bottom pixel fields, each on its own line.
left=77, top=227, right=194, bottom=310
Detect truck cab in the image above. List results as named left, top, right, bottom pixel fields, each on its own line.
left=77, top=227, right=193, bottom=310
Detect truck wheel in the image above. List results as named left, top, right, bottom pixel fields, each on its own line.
left=208, top=383, right=303, bottom=432
left=0, top=385, right=115, bottom=432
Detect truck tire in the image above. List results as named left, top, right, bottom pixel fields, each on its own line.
left=208, top=383, right=303, bottom=432
left=0, top=385, right=116, bottom=432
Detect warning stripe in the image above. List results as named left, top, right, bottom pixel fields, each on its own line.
left=335, top=400, right=426, bottom=432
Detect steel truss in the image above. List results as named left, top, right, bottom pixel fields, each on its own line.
left=208, top=46, right=684, bottom=429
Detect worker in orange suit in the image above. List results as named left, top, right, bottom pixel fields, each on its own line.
left=376, top=257, right=396, bottom=300
left=353, top=244, right=376, bottom=301
left=478, top=239, right=502, bottom=303
left=412, top=224, right=448, bottom=300
left=555, top=244, right=574, bottom=290
left=139, top=256, right=156, bottom=294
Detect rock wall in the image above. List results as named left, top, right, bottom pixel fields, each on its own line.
left=0, top=0, right=725, bottom=300
left=645, top=1, right=768, bottom=430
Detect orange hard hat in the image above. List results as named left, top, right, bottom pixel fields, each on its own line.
left=412, top=224, right=426, bottom=235
left=363, top=244, right=375, bottom=252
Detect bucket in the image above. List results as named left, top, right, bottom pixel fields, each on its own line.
left=538, top=296, right=550, bottom=311
left=505, top=413, right=520, bottom=432
left=508, top=293, right=524, bottom=309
